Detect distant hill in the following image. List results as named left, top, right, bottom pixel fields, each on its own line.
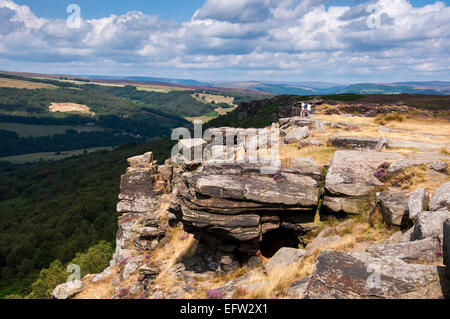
left=83, top=75, right=212, bottom=87
left=3, top=70, right=448, bottom=95
left=214, top=81, right=450, bottom=95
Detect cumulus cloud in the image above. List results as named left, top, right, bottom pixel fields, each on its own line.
left=0, top=0, right=448, bottom=82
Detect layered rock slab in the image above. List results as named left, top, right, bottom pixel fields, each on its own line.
left=172, top=160, right=323, bottom=257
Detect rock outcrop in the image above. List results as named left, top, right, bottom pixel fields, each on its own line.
left=429, top=182, right=450, bottom=212
left=366, top=238, right=440, bottom=263
left=328, top=136, right=380, bottom=150
left=414, top=209, right=450, bottom=244
left=304, top=250, right=449, bottom=299
left=265, top=248, right=306, bottom=272
left=408, top=188, right=429, bottom=221
left=283, top=127, right=310, bottom=144
left=51, top=280, right=84, bottom=299
left=170, top=159, right=323, bottom=261
left=323, top=151, right=404, bottom=214
left=83, top=109, right=450, bottom=300
left=375, top=191, right=409, bottom=227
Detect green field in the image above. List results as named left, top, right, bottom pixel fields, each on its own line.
left=0, top=147, right=114, bottom=163
left=0, top=122, right=104, bottom=137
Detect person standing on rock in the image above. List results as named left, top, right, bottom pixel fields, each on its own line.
left=301, top=102, right=306, bottom=117
left=307, top=103, right=312, bottom=117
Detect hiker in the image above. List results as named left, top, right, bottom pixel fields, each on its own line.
left=306, top=104, right=312, bottom=117
left=300, top=102, right=306, bottom=117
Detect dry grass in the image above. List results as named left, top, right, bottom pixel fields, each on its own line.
left=442, top=147, right=450, bottom=155
left=224, top=219, right=392, bottom=299
left=375, top=113, right=405, bottom=125
left=280, top=144, right=337, bottom=166
left=73, top=272, right=115, bottom=299
left=387, top=165, right=450, bottom=195
left=235, top=256, right=316, bottom=299
left=152, top=225, right=198, bottom=293
left=0, top=77, right=57, bottom=89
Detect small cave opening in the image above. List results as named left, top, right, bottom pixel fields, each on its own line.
left=259, top=228, right=300, bottom=258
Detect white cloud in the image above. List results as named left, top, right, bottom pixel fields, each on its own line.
left=0, top=0, right=448, bottom=82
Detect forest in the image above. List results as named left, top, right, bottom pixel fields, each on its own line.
left=0, top=139, right=175, bottom=298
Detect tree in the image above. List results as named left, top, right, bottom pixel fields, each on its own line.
left=27, top=260, right=66, bottom=299
left=70, top=241, right=113, bottom=277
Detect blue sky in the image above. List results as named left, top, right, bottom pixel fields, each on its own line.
left=1, top=0, right=449, bottom=83
left=13, top=0, right=205, bottom=21
left=12, top=0, right=449, bottom=20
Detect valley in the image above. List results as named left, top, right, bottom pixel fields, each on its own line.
left=1, top=82, right=448, bottom=298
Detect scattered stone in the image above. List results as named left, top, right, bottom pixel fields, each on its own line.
left=375, top=191, right=409, bottom=227
left=387, top=159, right=428, bottom=175
left=316, top=226, right=334, bottom=239
left=305, top=235, right=344, bottom=256
left=366, top=238, right=440, bottom=263
left=414, top=209, right=450, bottom=244
left=384, top=231, right=403, bottom=244
left=408, top=188, right=430, bottom=221
left=328, top=136, right=379, bottom=150
left=336, top=220, right=355, bottom=235
left=220, top=255, right=239, bottom=273
left=400, top=226, right=416, bottom=243
left=51, top=280, right=84, bottom=299
left=284, top=126, right=310, bottom=144
left=428, top=161, right=448, bottom=173
left=324, top=151, right=404, bottom=214
left=278, top=117, right=317, bottom=129
left=298, top=139, right=323, bottom=148
left=265, top=248, right=306, bottom=272
left=429, top=182, right=450, bottom=212
left=304, top=249, right=449, bottom=299
left=375, top=135, right=388, bottom=151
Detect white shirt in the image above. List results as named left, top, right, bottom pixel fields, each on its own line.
left=307, top=104, right=311, bottom=111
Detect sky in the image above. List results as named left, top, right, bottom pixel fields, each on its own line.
left=0, top=0, right=449, bottom=83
